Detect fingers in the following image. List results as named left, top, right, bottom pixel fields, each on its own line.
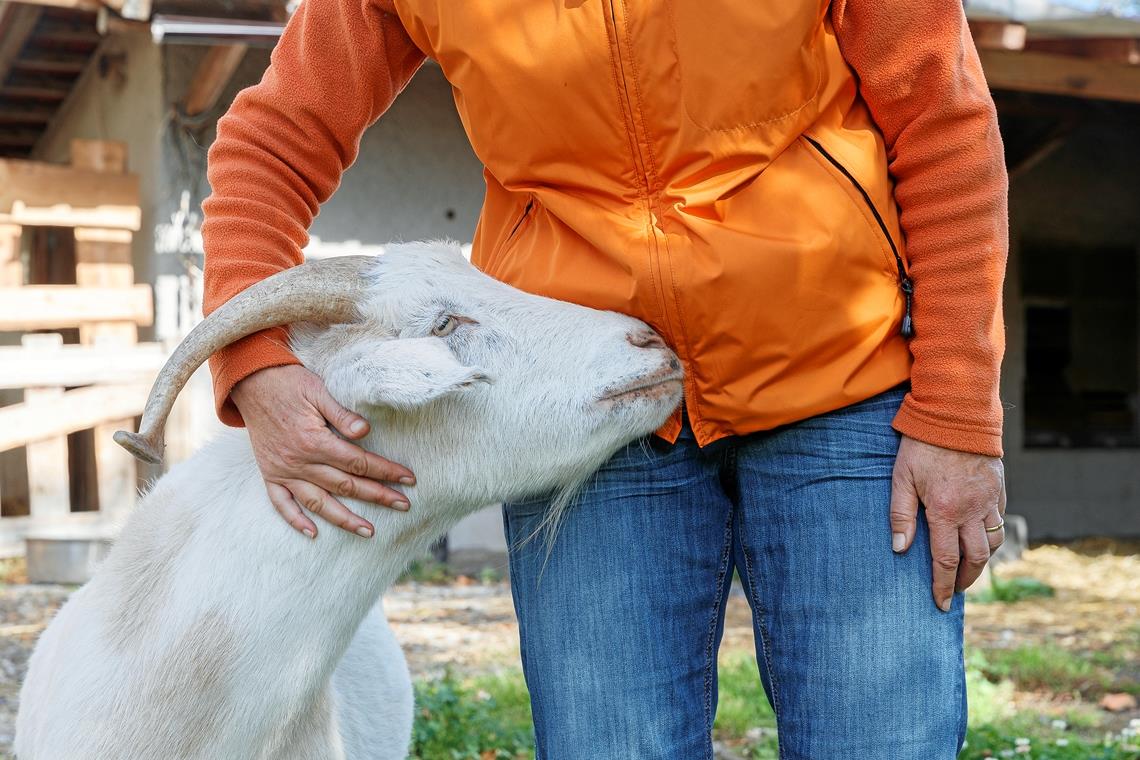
left=928, top=522, right=960, bottom=612
left=985, top=507, right=1006, bottom=555
left=309, top=381, right=371, bottom=440
left=285, top=479, right=375, bottom=538
left=325, top=437, right=415, bottom=488
left=306, top=465, right=411, bottom=511
left=957, top=523, right=991, bottom=592
left=889, top=462, right=920, bottom=553
left=268, top=482, right=318, bottom=539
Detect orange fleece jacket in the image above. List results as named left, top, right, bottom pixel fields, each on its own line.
left=202, top=0, right=1008, bottom=456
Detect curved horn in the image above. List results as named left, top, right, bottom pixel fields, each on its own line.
left=115, top=256, right=376, bottom=464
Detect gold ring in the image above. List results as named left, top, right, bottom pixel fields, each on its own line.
left=985, top=518, right=1005, bottom=533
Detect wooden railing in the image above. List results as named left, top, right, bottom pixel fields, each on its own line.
left=0, top=139, right=162, bottom=557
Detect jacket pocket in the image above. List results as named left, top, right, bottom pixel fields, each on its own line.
left=801, top=135, right=914, bottom=338
left=484, top=197, right=535, bottom=279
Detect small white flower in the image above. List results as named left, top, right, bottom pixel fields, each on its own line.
left=1015, top=737, right=1031, bottom=746
left=999, top=749, right=1015, bottom=758
left=1016, top=745, right=1031, bottom=754
left=1124, top=727, right=1137, bottom=739
left=1051, top=719, right=1068, bottom=731
left=1130, top=718, right=1140, bottom=729
left=1056, top=738, right=1069, bottom=747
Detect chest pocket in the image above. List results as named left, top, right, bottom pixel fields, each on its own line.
left=666, top=0, right=825, bottom=132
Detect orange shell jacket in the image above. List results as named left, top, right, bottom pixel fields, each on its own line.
left=202, top=0, right=1009, bottom=456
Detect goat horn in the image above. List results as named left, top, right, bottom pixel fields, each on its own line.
left=115, top=256, right=376, bottom=465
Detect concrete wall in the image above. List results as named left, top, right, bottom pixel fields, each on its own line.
left=1002, top=118, right=1140, bottom=539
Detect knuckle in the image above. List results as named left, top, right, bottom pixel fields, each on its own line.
left=302, top=498, right=324, bottom=516
left=333, top=477, right=356, bottom=498
left=346, top=456, right=370, bottom=478
left=933, top=554, right=960, bottom=572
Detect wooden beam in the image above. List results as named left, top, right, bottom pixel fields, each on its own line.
left=0, top=223, right=20, bottom=285
left=0, top=343, right=166, bottom=389
left=182, top=44, right=247, bottom=117
left=5, top=0, right=149, bottom=17
left=70, top=138, right=127, bottom=172
left=0, top=4, right=41, bottom=87
left=0, top=284, right=153, bottom=329
left=969, top=18, right=1027, bottom=51
left=0, top=158, right=140, bottom=229
left=5, top=0, right=100, bottom=10
left=980, top=48, right=1140, bottom=105
left=0, top=382, right=151, bottom=452
left=1025, top=36, right=1140, bottom=66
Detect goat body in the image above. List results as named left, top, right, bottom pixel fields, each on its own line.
left=16, top=244, right=683, bottom=759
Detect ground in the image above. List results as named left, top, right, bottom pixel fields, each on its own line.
left=0, top=541, right=1137, bottom=759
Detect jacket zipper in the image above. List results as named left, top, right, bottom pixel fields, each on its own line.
left=506, top=198, right=534, bottom=243
left=803, top=135, right=915, bottom=339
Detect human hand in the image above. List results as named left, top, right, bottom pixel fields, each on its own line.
left=231, top=365, right=415, bottom=539
left=889, top=436, right=1006, bottom=611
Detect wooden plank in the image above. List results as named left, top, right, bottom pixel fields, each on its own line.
left=75, top=228, right=135, bottom=342
left=0, top=106, right=56, bottom=124
left=0, top=342, right=165, bottom=389
left=0, top=223, right=20, bottom=286
left=0, top=4, right=41, bottom=87
left=0, top=158, right=141, bottom=230
left=10, top=56, right=88, bottom=75
left=969, top=18, right=1027, bottom=51
left=0, top=285, right=152, bottom=329
left=980, top=49, right=1140, bottom=105
left=21, top=334, right=69, bottom=519
left=1025, top=36, right=1140, bottom=65
left=70, top=138, right=127, bottom=173
left=182, top=44, right=248, bottom=117
left=5, top=0, right=143, bottom=14
left=0, top=382, right=151, bottom=452
left=0, top=84, right=69, bottom=100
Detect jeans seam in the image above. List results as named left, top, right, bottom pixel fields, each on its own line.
left=702, top=506, right=737, bottom=759
left=735, top=511, right=786, bottom=760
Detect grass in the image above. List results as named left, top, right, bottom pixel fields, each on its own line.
left=970, top=572, right=1056, bottom=604
left=409, top=649, right=1140, bottom=760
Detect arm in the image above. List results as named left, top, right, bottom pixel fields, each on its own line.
left=202, top=0, right=425, bottom=425
left=201, top=0, right=426, bottom=538
left=832, top=0, right=1008, bottom=608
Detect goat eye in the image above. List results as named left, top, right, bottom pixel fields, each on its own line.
left=432, top=315, right=460, bottom=337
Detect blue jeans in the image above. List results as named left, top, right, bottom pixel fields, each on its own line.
left=503, top=385, right=966, bottom=760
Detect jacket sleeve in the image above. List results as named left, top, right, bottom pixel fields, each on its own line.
left=831, top=0, right=1009, bottom=457
left=201, top=0, right=425, bottom=426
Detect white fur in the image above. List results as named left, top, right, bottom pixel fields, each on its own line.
left=15, top=242, right=683, bottom=759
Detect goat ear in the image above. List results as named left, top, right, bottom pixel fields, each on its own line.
left=330, top=337, right=491, bottom=410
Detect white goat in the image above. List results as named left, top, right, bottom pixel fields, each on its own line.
left=15, top=242, right=683, bottom=760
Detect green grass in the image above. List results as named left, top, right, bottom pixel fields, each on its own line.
left=409, top=651, right=1140, bottom=760
left=972, top=644, right=1110, bottom=695
left=969, top=572, right=1056, bottom=604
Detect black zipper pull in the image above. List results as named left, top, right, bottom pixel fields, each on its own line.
left=900, top=277, right=915, bottom=339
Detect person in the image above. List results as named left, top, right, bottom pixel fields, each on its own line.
left=201, top=1, right=1008, bottom=757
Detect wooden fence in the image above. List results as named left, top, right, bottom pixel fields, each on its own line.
left=0, top=139, right=165, bottom=556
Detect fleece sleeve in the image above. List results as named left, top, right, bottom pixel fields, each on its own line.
left=201, top=0, right=425, bottom=426
left=832, top=0, right=1009, bottom=456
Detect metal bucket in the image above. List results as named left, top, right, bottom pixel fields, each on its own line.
left=25, top=527, right=114, bottom=585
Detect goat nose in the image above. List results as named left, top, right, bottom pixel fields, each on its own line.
left=627, top=329, right=667, bottom=350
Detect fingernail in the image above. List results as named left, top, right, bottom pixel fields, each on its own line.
left=939, top=597, right=952, bottom=612
left=399, top=476, right=416, bottom=486
left=394, top=500, right=411, bottom=511
left=892, top=532, right=906, bottom=552
left=302, top=529, right=315, bottom=539
left=349, top=420, right=368, bottom=436
left=355, top=526, right=373, bottom=538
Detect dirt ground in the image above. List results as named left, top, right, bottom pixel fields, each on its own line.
left=0, top=541, right=1136, bottom=757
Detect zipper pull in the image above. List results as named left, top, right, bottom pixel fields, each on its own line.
left=900, top=277, right=915, bottom=339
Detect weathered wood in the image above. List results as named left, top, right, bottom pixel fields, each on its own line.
left=0, top=382, right=151, bottom=452
left=980, top=49, right=1140, bottom=105
left=968, top=18, right=1027, bottom=51
left=22, top=334, right=70, bottom=519
left=0, top=223, right=21, bottom=286
left=0, top=285, right=152, bottom=329
left=1025, top=36, right=1140, bottom=65
left=0, top=159, right=141, bottom=230
left=75, top=228, right=135, bottom=343
left=5, top=0, right=148, bottom=16
left=70, top=139, right=128, bottom=173
left=0, top=4, right=41, bottom=89
left=0, top=343, right=166, bottom=390
left=183, top=44, right=248, bottom=116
